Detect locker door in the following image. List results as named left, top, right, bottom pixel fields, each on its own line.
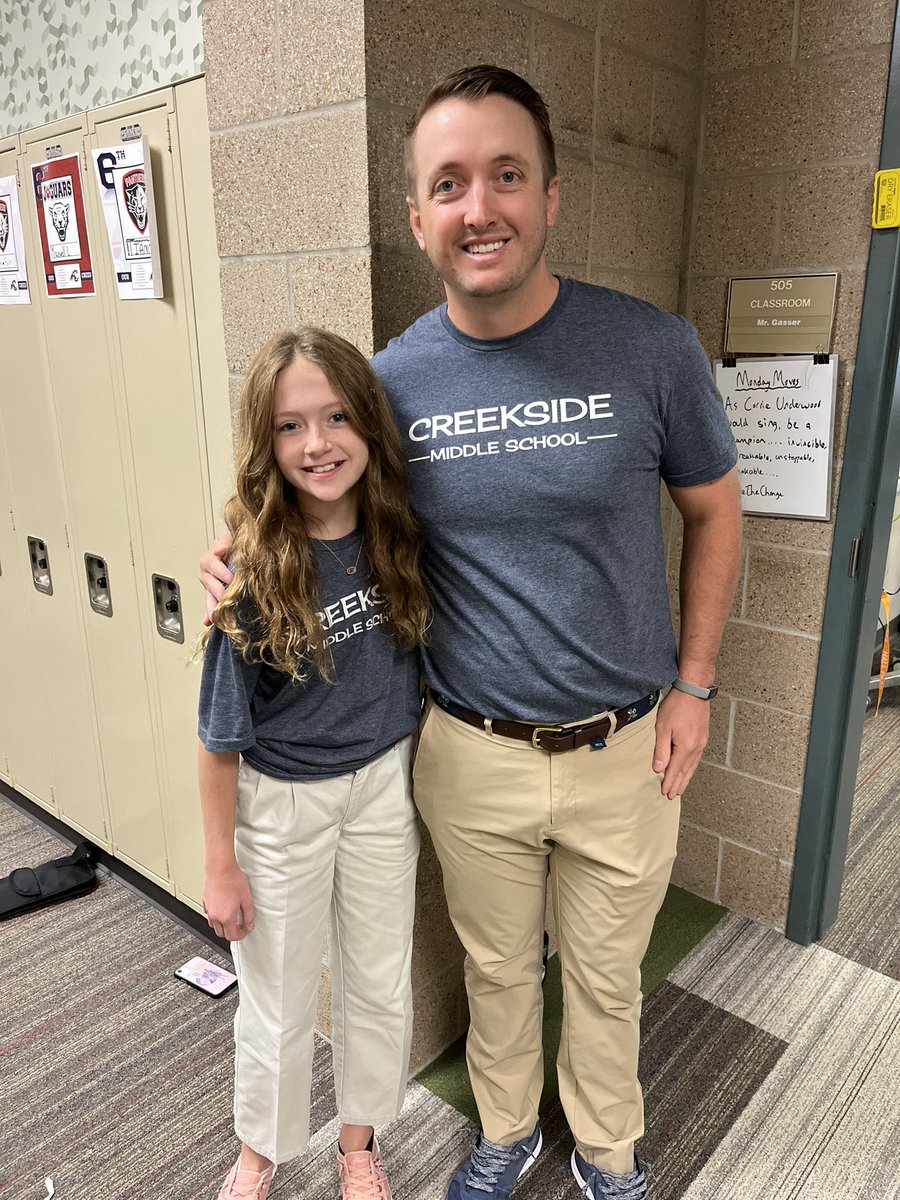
left=0, top=363, right=45, bottom=792
left=18, top=122, right=170, bottom=881
left=0, top=134, right=106, bottom=829
left=0, top=141, right=47, bottom=794
left=90, top=81, right=229, bottom=907
left=0, top=409, right=15, bottom=783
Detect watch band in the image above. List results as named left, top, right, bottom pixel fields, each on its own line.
left=671, top=678, right=719, bottom=700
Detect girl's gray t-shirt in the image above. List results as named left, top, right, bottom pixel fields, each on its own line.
left=372, top=277, right=738, bottom=722
left=198, top=530, right=421, bottom=780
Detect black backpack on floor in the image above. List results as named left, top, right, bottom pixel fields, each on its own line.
left=0, top=841, right=99, bottom=921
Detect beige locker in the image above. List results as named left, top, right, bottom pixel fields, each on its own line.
left=0, top=401, right=42, bottom=790
left=0, top=134, right=108, bottom=835
left=1, top=80, right=231, bottom=909
left=0, top=139, right=37, bottom=789
left=87, top=80, right=231, bottom=908
left=17, top=120, right=173, bottom=884
left=0, top=414, right=13, bottom=783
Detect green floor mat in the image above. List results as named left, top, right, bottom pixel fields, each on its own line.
left=415, top=884, right=725, bottom=1123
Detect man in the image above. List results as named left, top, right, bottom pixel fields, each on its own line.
left=202, top=65, right=742, bottom=1200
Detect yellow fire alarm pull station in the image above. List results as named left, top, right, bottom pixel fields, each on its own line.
left=873, top=169, right=900, bottom=228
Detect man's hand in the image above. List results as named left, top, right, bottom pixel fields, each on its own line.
left=652, top=687, right=710, bottom=800
left=202, top=859, right=255, bottom=942
left=199, top=531, right=235, bottom=625
left=655, top=467, right=741, bottom=800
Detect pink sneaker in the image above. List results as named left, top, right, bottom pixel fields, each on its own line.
left=217, top=1156, right=276, bottom=1199
left=338, top=1138, right=393, bottom=1200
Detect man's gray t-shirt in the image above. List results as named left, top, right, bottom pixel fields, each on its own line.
left=372, top=277, right=737, bottom=722
left=198, top=530, right=422, bottom=780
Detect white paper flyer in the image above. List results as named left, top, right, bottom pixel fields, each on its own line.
left=0, top=175, right=31, bottom=305
left=92, top=138, right=163, bottom=299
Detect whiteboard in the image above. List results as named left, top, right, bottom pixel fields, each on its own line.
left=714, top=355, right=838, bottom=520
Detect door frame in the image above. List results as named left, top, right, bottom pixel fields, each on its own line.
left=787, top=2, right=900, bottom=943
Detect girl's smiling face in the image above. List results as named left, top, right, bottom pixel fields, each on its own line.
left=272, top=356, right=369, bottom=535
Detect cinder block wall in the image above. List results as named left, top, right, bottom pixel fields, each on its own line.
left=673, top=0, right=894, bottom=925
left=203, top=0, right=373, bottom=427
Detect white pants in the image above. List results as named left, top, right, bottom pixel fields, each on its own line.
left=231, top=736, right=419, bottom=1164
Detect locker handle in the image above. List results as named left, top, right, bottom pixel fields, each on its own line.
left=84, top=554, right=113, bottom=617
left=152, top=574, right=184, bottom=643
left=27, top=536, right=53, bottom=595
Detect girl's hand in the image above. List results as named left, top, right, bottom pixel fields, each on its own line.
left=199, top=532, right=235, bottom=626
left=202, top=861, right=256, bottom=942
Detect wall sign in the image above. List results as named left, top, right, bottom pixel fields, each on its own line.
left=0, top=175, right=31, bottom=304
left=872, top=168, right=900, bottom=228
left=725, top=274, right=838, bottom=355
left=92, top=138, right=163, bottom=299
left=715, top=355, right=837, bottom=520
left=32, top=155, right=95, bottom=297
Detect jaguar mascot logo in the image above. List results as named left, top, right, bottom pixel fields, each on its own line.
left=122, top=169, right=148, bottom=234
left=49, top=200, right=70, bottom=242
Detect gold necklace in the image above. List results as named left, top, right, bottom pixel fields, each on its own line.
left=314, top=534, right=364, bottom=576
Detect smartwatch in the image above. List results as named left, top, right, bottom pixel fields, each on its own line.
left=671, top=678, right=719, bottom=700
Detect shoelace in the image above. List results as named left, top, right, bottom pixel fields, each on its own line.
left=340, top=1153, right=389, bottom=1200
left=579, top=1159, right=650, bottom=1200
left=464, top=1135, right=519, bottom=1193
left=225, top=1166, right=274, bottom=1199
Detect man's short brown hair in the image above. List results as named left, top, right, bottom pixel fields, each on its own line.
left=405, top=64, right=558, bottom=202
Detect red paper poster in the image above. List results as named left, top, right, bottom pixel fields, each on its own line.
left=32, top=155, right=95, bottom=297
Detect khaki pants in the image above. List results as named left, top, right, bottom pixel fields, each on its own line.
left=413, top=701, right=679, bottom=1175
left=232, top=737, right=419, bottom=1164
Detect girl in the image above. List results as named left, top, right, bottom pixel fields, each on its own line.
left=198, top=327, right=430, bottom=1200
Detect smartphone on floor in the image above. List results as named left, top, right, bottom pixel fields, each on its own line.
left=174, top=955, right=238, bottom=997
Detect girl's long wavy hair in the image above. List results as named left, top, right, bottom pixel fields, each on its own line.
left=209, top=327, right=430, bottom=681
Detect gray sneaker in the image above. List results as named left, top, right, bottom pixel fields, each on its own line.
left=446, top=1122, right=542, bottom=1198
left=570, top=1148, right=651, bottom=1199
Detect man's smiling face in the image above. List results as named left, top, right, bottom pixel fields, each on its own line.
left=407, top=94, right=559, bottom=310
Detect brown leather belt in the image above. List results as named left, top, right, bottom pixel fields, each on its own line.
left=428, top=689, right=660, bottom=753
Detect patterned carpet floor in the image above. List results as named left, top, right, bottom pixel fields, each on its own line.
left=1, top=691, right=898, bottom=1200
left=0, top=803, right=245, bottom=1200
left=820, top=699, right=900, bottom=978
